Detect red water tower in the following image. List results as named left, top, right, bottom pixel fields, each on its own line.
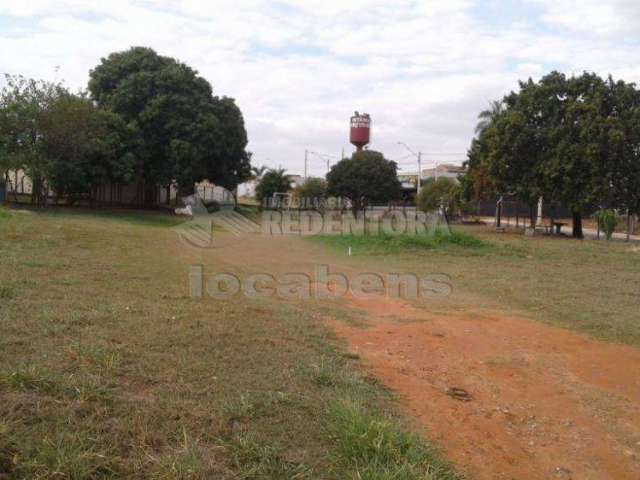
left=350, top=112, right=371, bottom=151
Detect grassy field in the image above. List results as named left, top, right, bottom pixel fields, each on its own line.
left=311, top=230, right=522, bottom=256
left=315, top=225, right=640, bottom=347
left=0, top=206, right=460, bottom=479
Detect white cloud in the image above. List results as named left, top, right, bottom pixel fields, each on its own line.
left=1, top=0, right=640, bottom=177
left=531, top=0, right=640, bottom=36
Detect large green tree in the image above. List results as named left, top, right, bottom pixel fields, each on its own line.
left=39, top=94, right=136, bottom=202
left=207, top=97, right=252, bottom=205
left=544, top=72, right=608, bottom=238
left=0, top=75, right=65, bottom=205
left=462, top=71, right=629, bottom=238
left=460, top=135, right=495, bottom=205
left=603, top=77, right=640, bottom=235
left=327, top=150, right=401, bottom=213
left=88, top=47, right=249, bottom=197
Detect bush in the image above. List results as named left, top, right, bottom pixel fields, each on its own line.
left=294, top=177, right=327, bottom=209
left=594, top=209, right=618, bottom=240
left=417, top=178, right=461, bottom=219
left=203, top=200, right=220, bottom=213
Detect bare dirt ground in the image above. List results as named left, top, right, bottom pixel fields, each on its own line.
left=207, top=232, right=640, bottom=479
left=331, top=298, right=640, bottom=480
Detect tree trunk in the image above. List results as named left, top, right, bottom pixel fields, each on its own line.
left=233, top=190, right=239, bottom=211
left=6, top=172, right=18, bottom=202
left=529, top=204, right=536, bottom=228
left=627, top=210, right=632, bottom=242
left=572, top=210, right=584, bottom=239
left=32, top=175, right=43, bottom=207
left=351, top=197, right=362, bottom=217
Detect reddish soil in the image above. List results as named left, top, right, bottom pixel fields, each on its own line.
left=207, top=233, right=640, bottom=479
left=330, top=296, right=640, bottom=480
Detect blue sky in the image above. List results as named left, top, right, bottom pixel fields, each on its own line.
left=2, top=0, right=640, bottom=177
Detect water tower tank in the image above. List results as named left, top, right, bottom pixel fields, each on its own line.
left=350, top=112, right=371, bottom=151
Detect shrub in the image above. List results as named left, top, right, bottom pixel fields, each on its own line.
left=417, top=178, right=461, bottom=219
left=594, top=209, right=618, bottom=240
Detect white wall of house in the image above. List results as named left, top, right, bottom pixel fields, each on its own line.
left=238, top=180, right=257, bottom=198
left=4, top=170, right=234, bottom=205
left=421, top=164, right=465, bottom=182
left=195, top=180, right=234, bottom=203
left=5, top=170, right=35, bottom=195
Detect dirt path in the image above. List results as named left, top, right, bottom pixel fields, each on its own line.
left=331, top=298, right=640, bottom=480
left=198, top=232, right=640, bottom=479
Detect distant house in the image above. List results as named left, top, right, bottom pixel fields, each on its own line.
left=288, top=175, right=304, bottom=189
left=195, top=180, right=235, bottom=204
left=6, top=170, right=33, bottom=196
left=238, top=179, right=258, bottom=198
left=421, top=164, right=465, bottom=182
left=397, top=171, right=419, bottom=190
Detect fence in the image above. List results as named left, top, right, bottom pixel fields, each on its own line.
left=196, top=184, right=234, bottom=204
left=474, top=197, right=572, bottom=227
left=3, top=170, right=234, bottom=208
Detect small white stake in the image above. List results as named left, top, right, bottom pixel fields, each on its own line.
left=348, top=246, right=352, bottom=256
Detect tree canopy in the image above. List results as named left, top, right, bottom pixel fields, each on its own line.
left=417, top=177, right=461, bottom=219
left=326, top=150, right=401, bottom=213
left=88, top=47, right=250, bottom=194
left=296, top=177, right=327, bottom=199
left=0, top=75, right=65, bottom=204
left=0, top=75, right=135, bottom=205
left=255, top=168, right=291, bottom=205
left=0, top=48, right=251, bottom=206
left=461, top=70, right=640, bottom=237
left=40, top=94, right=136, bottom=201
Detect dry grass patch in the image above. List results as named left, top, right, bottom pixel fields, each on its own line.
left=0, top=208, right=460, bottom=479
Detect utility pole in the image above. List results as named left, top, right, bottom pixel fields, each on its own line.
left=327, top=159, right=330, bottom=174
left=397, top=141, right=423, bottom=201
left=304, top=149, right=308, bottom=181
left=417, top=152, right=422, bottom=197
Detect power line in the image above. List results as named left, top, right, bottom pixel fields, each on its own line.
left=417, top=152, right=465, bottom=156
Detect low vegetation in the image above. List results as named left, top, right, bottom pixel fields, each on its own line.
left=328, top=399, right=460, bottom=480
left=312, top=229, right=507, bottom=256
left=326, top=223, right=640, bottom=347
left=0, top=208, right=459, bottom=479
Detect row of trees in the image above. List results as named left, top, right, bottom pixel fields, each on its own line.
left=0, top=47, right=251, bottom=206
left=0, top=76, right=135, bottom=205
left=254, top=150, right=404, bottom=213
left=253, top=150, right=465, bottom=220
left=462, top=71, right=640, bottom=238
